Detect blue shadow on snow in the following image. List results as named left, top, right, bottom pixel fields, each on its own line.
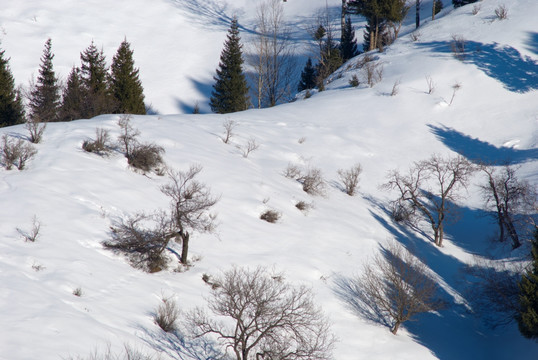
left=428, top=124, right=538, bottom=165
left=416, top=40, right=538, bottom=93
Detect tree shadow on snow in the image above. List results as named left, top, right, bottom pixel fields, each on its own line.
left=427, top=124, right=538, bottom=165
left=136, top=324, right=226, bottom=360
left=526, top=32, right=538, bottom=55
left=334, top=196, right=537, bottom=359
left=416, top=40, right=538, bottom=93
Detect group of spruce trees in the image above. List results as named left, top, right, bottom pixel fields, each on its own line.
left=0, top=38, right=145, bottom=128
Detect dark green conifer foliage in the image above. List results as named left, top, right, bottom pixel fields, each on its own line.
left=59, top=66, right=85, bottom=122
left=110, top=39, right=146, bottom=114
left=80, top=41, right=114, bottom=117
left=517, top=229, right=538, bottom=339
left=0, top=46, right=25, bottom=127
left=28, top=38, right=61, bottom=122
left=298, top=58, right=316, bottom=91
left=209, top=17, right=250, bottom=114
left=340, top=16, right=359, bottom=62
left=452, top=0, right=478, bottom=8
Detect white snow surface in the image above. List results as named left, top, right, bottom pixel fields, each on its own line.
left=1, top=0, right=538, bottom=359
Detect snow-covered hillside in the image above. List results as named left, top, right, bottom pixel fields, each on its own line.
left=1, top=0, right=537, bottom=359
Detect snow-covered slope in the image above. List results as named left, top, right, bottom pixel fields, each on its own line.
left=1, top=0, right=537, bottom=359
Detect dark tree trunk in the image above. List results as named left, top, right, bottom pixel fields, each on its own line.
left=181, top=232, right=190, bottom=264
left=416, top=0, right=421, bottom=28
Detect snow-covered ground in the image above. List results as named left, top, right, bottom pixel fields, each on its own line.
left=1, top=0, right=537, bottom=359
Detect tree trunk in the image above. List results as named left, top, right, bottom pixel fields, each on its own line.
left=504, top=213, right=521, bottom=249
left=391, top=321, right=400, bottom=334
left=181, top=231, right=190, bottom=264
left=341, top=0, right=347, bottom=41
left=432, top=1, right=436, bottom=20
left=416, top=0, right=420, bottom=29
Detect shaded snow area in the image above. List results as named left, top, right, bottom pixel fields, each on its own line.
left=1, top=0, right=537, bottom=359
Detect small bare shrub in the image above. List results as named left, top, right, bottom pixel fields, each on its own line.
left=82, top=128, right=112, bottom=155
left=410, top=31, right=421, bottom=42
left=154, top=296, right=180, bottom=332
left=349, top=74, right=360, bottom=87
left=300, top=167, right=326, bottom=196
left=25, top=117, right=46, bottom=144
left=494, top=5, right=508, bottom=20
left=451, top=34, right=466, bottom=60
left=238, top=137, right=259, bottom=158
left=221, top=119, right=237, bottom=144
left=304, top=89, right=312, bottom=99
left=298, top=136, right=306, bottom=144
left=284, top=162, right=303, bottom=179
left=364, top=61, right=383, bottom=88
left=260, top=209, right=281, bottom=223
left=390, top=79, right=401, bottom=96
left=338, top=163, right=363, bottom=196
left=31, top=262, right=45, bottom=271
left=73, top=287, right=83, bottom=297
left=65, top=344, right=157, bottom=360
left=449, top=81, right=462, bottom=106
left=1, top=135, right=37, bottom=170
left=16, top=215, right=41, bottom=242
left=127, top=143, right=165, bottom=173
left=425, top=75, right=435, bottom=94
left=472, top=4, right=481, bottom=15
left=295, top=200, right=312, bottom=213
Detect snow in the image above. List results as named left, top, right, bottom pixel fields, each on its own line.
left=1, top=0, right=538, bottom=359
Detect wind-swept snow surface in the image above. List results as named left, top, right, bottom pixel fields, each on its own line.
left=1, top=0, right=537, bottom=359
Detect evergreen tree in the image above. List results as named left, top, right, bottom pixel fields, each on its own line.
left=110, top=39, right=146, bottom=114
left=28, top=38, right=61, bottom=122
left=297, top=58, right=316, bottom=91
left=59, top=66, right=85, bottom=122
left=452, top=0, right=478, bottom=8
left=80, top=41, right=114, bottom=117
left=340, top=16, right=359, bottom=62
left=0, top=46, right=25, bottom=127
left=209, top=17, right=250, bottom=114
left=517, top=229, right=538, bottom=339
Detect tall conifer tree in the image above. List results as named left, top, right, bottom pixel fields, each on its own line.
left=80, top=41, right=114, bottom=117
left=298, top=58, right=316, bottom=91
left=110, top=39, right=146, bottom=114
left=209, top=17, right=250, bottom=114
left=28, top=38, right=61, bottom=122
left=340, top=16, right=359, bottom=62
left=59, top=66, right=85, bottom=122
left=0, top=45, right=25, bottom=127
left=517, top=229, right=538, bottom=339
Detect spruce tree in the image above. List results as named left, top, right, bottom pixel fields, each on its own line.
left=59, top=66, right=85, bottom=122
left=28, top=38, right=61, bottom=122
left=110, top=39, right=146, bottom=114
left=340, top=16, right=359, bottom=62
left=0, top=46, right=25, bottom=127
left=517, top=229, right=538, bottom=339
left=298, top=58, right=316, bottom=91
left=209, top=17, right=250, bottom=114
left=80, top=41, right=114, bottom=117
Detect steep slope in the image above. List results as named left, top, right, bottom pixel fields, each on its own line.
left=0, top=0, right=537, bottom=359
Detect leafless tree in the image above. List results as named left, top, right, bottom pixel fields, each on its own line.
left=16, top=215, right=42, bottom=242
left=117, top=114, right=140, bottom=158
left=338, top=241, right=443, bottom=334
left=1, top=135, right=37, bottom=170
left=187, top=266, right=335, bottom=360
left=238, top=137, right=260, bottom=158
left=221, top=118, right=237, bottom=144
left=383, top=154, right=476, bottom=246
left=249, top=0, right=297, bottom=108
left=480, top=165, right=536, bottom=248
left=160, top=165, right=219, bottom=265
left=154, top=295, right=181, bottom=332
left=82, top=128, right=112, bottom=155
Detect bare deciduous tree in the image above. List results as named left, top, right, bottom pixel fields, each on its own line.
left=117, top=114, right=140, bottom=158
left=221, top=118, right=237, bottom=144
left=337, top=241, right=443, bottom=334
left=1, top=134, right=37, bottom=170
left=249, top=0, right=297, bottom=108
left=480, top=165, right=536, bottom=249
left=161, top=165, right=219, bottom=264
left=187, top=266, right=335, bottom=360
left=383, top=154, right=476, bottom=246
left=25, top=116, right=47, bottom=144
